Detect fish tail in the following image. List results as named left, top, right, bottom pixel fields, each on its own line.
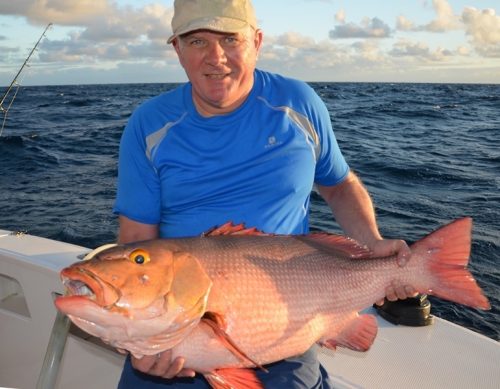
left=411, top=217, right=490, bottom=310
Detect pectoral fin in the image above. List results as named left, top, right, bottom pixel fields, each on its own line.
left=202, top=312, right=267, bottom=372
left=163, top=253, right=212, bottom=332
left=205, top=368, right=264, bottom=389
left=170, top=252, right=212, bottom=309
left=321, top=313, right=378, bottom=352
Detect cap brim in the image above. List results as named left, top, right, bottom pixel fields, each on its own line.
left=167, top=17, right=251, bottom=44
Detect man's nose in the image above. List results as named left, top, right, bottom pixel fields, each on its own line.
left=205, top=42, right=226, bottom=65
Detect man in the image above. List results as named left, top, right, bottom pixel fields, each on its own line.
left=114, top=0, right=416, bottom=387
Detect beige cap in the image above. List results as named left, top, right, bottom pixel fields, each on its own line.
left=167, top=0, right=257, bottom=43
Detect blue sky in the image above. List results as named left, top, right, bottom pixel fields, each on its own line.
left=0, top=0, right=499, bottom=85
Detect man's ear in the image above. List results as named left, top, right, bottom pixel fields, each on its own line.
left=254, top=29, right=264, bottom=52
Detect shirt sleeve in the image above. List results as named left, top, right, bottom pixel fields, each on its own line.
left=306, top=86, right=350, bottom=186
left=112, top=109, right=161, bottom=224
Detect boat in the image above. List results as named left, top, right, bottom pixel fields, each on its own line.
left=1, top=229, right=499, bottom=388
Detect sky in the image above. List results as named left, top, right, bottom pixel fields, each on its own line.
left=0, top=0, right=499, bottom=86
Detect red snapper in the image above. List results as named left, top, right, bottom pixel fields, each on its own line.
left=55, top=218, right=490, bottom=388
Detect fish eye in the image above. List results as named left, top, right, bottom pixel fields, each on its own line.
left=129, top=249, right=150, bottom=265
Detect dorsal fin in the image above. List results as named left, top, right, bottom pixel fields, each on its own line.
left=298, top=233, right=372, bottom=259
left=203, top=222, right=268, bottom=237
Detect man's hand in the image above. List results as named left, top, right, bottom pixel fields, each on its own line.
left=131, top=351, right=196, bottom=379
left=370, top=238, right=418, bottom=305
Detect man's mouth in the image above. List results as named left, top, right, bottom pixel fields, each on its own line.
left=206, top=73, right=228, bottom=80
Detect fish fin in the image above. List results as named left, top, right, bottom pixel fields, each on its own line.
left=170, top=252, right=212, bottom=309
left=321, top=314, right=378, bottom=352
left=299, top=233, right=372, bottom=259
left=164, top=253, right=212, bottom=336
left=204, top=368, right=264, bottom=389
left=411, top=217, right=490, bottom=310
left=202, top=313, right=267, bottom=372
left=203, top=222, right=268, bottom=236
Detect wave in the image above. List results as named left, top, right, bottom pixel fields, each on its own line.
left=1, top=81, right=498, bottom=341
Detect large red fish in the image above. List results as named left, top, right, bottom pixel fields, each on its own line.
left=55, top=218, right=489, bottom=388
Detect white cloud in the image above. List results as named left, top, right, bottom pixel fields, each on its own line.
left=397, top=0, right=460, bottom=32
left=390, top=40, right=432, bottom=58
left=394, top=1, right=499, bottom=59
left=0, top=0, right=112, bottom=25
left=2, top=0, right=175, bottom=66
left=272, top=32, right=316, bottom=49
left=351, top=40, right=387, bottom=63
left=462, top=7, right=500, bottom=57
left=335, top=9, right=346, bottom=24
left=456, top=46, right=470, bottom=56
left=396, top=15, right=415, bottom=31
left=390, top=39, right=458, bottom=62
left=425, top=0, right=460, bottom=32
left=0, top=0, right=498, bottom=84
left=0, top=1, right=35, bottom=15
left=260, top=33, right=350, bottom=70
left=330, top=17, right=392, bottom=39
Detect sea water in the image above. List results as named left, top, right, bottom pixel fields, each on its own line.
left=0, top=81, right=498, bottom=340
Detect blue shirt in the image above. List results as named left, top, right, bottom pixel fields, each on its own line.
left=115, top=69, right=345, bottom=388
left=114, top=69, right=349, bottom=237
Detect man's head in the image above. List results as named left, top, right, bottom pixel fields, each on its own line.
left=167, top=0, right=257, bottom=43
left=168, top=0, right=263, bottom=117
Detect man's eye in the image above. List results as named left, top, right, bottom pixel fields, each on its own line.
left=189, top=39, right=205, bottom=46
left=224, top=37, right=238, bottom=45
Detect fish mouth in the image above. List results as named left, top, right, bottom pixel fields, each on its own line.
left=61, top=267, right=120, bottom=308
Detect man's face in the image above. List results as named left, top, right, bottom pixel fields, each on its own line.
left=173, top=28, right=263, bottom=117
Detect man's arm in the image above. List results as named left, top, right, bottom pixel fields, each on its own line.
left=317, top=171, right=417, bottom=301
left=117, top=215, right=159, bottom=243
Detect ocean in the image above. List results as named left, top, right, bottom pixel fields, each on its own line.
left=0, top=81, right=498, bottom=341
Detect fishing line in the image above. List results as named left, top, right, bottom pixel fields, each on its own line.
left=0, top=23, right=52, bottom=137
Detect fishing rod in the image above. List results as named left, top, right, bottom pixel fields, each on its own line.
left=0, top=22, right=52, bottom=136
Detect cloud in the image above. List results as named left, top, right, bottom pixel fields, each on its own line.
left=456, top=46, right=470, bottom=56
left=0, top=1, right=33, bottom=15
left=0, top=0, right=111, bottom=25
left=335, top=9, right=346, bottom=24
left=396, top=0, right=460, bottom=32
left=330, top=17, right=391, bottom=39
left=351, top=40, right=387, bottom=63
left=389, top=39, right=454, bottom=61
left=396, top=15, right=415, bottom=31
left=394, top=1, right=499, bottom=58
left=462, top=7, right=500, bottom=57
left=78, top=4, right=172, bottom=43
left=0, top=0, right=175, bottom=66
left=1, top=0, right=498, bottom=84
left=261, top=33, right=351, bottom=70
left=0, top=46, right=20, bottom=55
left=425, top=0, right=460, bottom=32
left=390, top=40, right=432, bottom=57
left=0, top=1, right=172, bottom=44
left=272, top=32, right=316, bottom=49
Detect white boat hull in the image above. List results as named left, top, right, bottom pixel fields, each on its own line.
left=1, top=230, right=498, bottom=389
